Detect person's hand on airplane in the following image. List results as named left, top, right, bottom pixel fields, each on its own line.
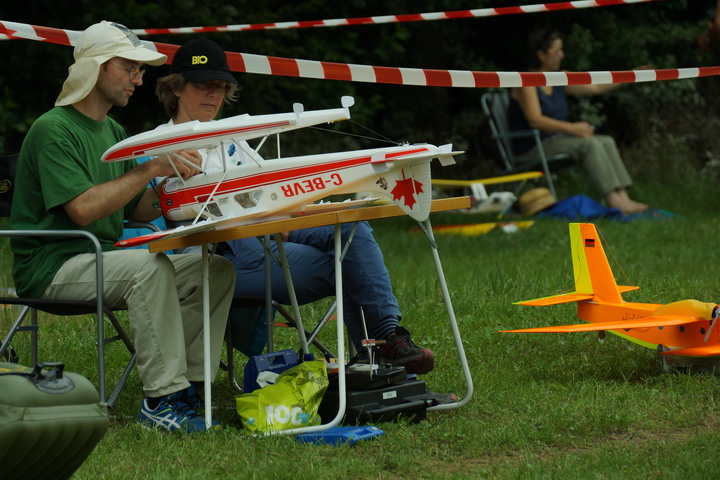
left=148, top=149, right=203, bottom=180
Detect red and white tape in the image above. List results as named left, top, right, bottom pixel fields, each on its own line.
left=2, top=20, right=717, bottom=89
left=0, top=0, right=665, bottom=39
left=126, top=0, right=665, bottom=35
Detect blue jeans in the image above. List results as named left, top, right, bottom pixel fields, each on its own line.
left=222, top=222, right=401, bottom=346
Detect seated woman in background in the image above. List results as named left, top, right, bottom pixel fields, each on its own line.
left=507, top=28, right=649, bottom=215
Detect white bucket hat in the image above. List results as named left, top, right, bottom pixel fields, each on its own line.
left=55, top=21, right=167, bottom=106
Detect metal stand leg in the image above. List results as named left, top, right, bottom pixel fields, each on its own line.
left=272, top=223, right=347, bottom=436
left=275, top=238, right=310, bottom=356
left=417, top=218, right=474, bottom=411
left=264, top=235, right=274, bottom=353
left=202, top=245, right=212, bottom=428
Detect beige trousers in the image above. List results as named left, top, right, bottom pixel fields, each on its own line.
left=522, top=134, right=633, bottom=197
left=42, top=249, right=235, bottom=398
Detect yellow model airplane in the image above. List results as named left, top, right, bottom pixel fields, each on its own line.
left=432, top=171, right=544, bottom=215
left=501, top=223, right=720, bottom=372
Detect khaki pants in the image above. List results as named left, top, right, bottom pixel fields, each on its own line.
left=521, top=134, right=633, bottom=197
left=42, top=249, right=235, bottom=398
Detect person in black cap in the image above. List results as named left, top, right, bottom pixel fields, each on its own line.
left=156, top=38, right=240, bottom=122
left=151, top=38, right=438, bottom=377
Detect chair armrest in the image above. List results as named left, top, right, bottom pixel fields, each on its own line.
left=3, top=229, right=105, bottom=312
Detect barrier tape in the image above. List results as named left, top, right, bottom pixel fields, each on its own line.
left=0, top=0, right=665, bottom=39
left=128, top=0, right=665, bottom=35
left=2, top=20, right=718, bottom=88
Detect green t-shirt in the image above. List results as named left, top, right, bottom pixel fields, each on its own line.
left=10, top=105, right=144, bottom=298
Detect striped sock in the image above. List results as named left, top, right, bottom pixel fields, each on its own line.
left=373, top=317, right=400, bottom=341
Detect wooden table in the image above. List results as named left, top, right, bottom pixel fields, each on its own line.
left=148, top=197, right=472, bottom=252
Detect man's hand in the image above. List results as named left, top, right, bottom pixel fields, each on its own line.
left=148, top=150, right=202, bottom=179
left=63, top=149, right=203, bottom=226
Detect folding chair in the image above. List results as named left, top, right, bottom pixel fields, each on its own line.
left=220, top=231, right=341, bottom=392
left=0, top=153, right=158, bottom=408
left=223, top=295, right=337, bottom=391
left=481, top=90, right=575, bottom=199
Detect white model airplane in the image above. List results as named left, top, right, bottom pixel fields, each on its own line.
left=102, top=97, right=461, bottom=247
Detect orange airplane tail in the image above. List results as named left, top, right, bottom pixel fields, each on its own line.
left=516, top=223, right=638, bottom=307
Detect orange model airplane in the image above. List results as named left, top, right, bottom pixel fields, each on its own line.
left=501, top=223, right=720, bottom=372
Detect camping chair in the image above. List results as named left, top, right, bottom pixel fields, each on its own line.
left=221, top=228, right=365, bottom=393
left=0, top=153, right=158, bottom=408
left=481, top=90, right=575, bottom=199
left=223, top=295, right=337, bottom=391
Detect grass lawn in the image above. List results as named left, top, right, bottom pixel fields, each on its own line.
left=3, top=165, right=720, bottom=479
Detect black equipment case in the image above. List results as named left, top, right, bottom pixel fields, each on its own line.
left=0, top=362, right=109, bottom=480
left=319, top=366, right=435, bottom=424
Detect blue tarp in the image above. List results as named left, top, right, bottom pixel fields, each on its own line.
left=536, top=194, right=673, bottom=221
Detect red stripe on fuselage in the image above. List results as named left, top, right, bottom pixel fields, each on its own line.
left=163, top=147, right=430, bottom=209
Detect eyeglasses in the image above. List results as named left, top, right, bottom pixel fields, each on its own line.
left=111, top=62, right=145, bottom=79
left=191, top=81, right=232, bottom=93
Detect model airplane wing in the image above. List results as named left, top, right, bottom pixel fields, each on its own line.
left=116, top=219, right=219, bottom=248
left=102, top=97, right=355, bottom=162
left=116, top=197, right=380, bottom=248
left=514, top=285, right=639, bottom=306
left=660, top=345, right=720, bottom=357
left=500, top=314, right=700, bottom=333
left=514, top=293, right=594, bottom=306
left=291, top=197, right=379, bottom=216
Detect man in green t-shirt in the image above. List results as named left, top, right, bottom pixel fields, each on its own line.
left=10, top=21, right=235, bottom=433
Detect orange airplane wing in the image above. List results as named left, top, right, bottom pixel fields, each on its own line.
left=514, top=293, right=594, bottom=306
left=500, top=315, right=698, bottom=333
left=660, top=345, right=720, bottom=357
left=618, top=286, right=640, bottom=293
left=515, top=286, right=638, bottom=307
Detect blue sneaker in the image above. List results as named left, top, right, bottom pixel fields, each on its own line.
left=138, top=390, right=218, bottom=433
left=185, top=383, right=203, bottom=412
left=185, top=383, right=222, bottom=426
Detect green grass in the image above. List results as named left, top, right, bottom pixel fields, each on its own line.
left=5, top=164, right=720, bottom=479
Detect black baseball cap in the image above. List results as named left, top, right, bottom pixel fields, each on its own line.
left=169, top=38, right=238, bottom=84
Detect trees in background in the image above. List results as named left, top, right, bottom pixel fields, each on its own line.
left=1, top=0, right=717, bottom=178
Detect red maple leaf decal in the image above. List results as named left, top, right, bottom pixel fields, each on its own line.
left=390, top=171, right=424, bottom=210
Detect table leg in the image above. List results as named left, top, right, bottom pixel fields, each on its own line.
left=275, top=237, right=310, bottom=355
left=331, top=223, right=347, bottom=424
left=277, top=223, right=346, bottom=435
left=202, top=245, right=212, bottom=428
left=418, top=218, right=474, bottom=410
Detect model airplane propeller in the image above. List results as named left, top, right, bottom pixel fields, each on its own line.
left=501, top=223, right=720, bottom=372
left=102, top=97, right=461, bottom=247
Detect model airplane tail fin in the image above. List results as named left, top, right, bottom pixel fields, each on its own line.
left=344, top=144, right=455, bottom=222
left=569, top=223, right=629, bottom=303
left=516, top=223, right=638, bottom=306
left=372, top=159, right=432, bottom=222
left=401, top=161, right=432, bottom=222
